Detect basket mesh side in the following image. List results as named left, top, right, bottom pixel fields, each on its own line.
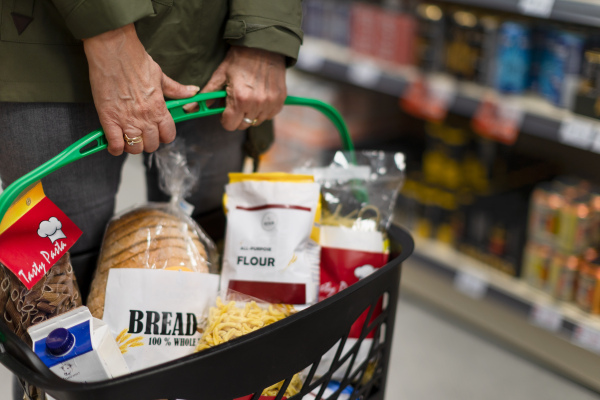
left=242, top=291, right=393, bottom=400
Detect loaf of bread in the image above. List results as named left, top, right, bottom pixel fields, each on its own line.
left=0, top=253, right=82, bottom=346
left=87, top=206, right=212, bottom=319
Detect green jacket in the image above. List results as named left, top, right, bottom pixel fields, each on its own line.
left=0, top=0, right=303, bottom=103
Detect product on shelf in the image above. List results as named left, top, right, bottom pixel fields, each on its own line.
left=303, top=0, right=352, bottom=47
left=349, top=1, right=417, bottom=66
left=574, top=49, right=600, bottom=120
left=495, top=21, right=532, bottom=94
left=575, top=257, right=600, bottom=314
left=546, top=252, right=579, bottom=301
left=537, top=29, right=585, bottom=110
left=523, top=242, right=552, bottom=289
left=444, top=9, right=497, bottom=85
left=415, top=3, right=446, bottom=72
left=350, top=2, right=382, bottom=58
left=396, top=117, right=552, bottom=277
left=523, top=177, right=600, bottom=315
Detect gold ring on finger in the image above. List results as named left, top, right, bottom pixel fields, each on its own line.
left=243, top=117, right=258, bottom=126
left=124, top=133, right=143, bottom=146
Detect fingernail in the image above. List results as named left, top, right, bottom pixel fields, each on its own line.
left=183, top=103, right=196, bottom=112
left=188, top=85, right=200, bottom=94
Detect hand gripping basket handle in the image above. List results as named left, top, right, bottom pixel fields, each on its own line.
left=0, top=91, right=353, bottom=224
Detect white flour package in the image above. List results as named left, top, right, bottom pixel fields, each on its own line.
left=220, top=173, right=321, bottom=306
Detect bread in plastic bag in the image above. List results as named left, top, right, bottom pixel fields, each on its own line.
left=87, top=139, right=218, bottom=319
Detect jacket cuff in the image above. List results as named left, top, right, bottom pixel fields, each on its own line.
left=53, top=0, right=155, bottom=39
left=224, top=19, right=303, bottom=66
left=225, top=1, right=303, bottom=66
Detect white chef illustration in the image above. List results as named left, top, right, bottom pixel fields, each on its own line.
left=38, top=217, right=67, bottom=243
left=354, top=264, right=376, bottom=280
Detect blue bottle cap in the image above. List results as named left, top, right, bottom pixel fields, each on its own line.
left=45, top=328, right=75, bottom=356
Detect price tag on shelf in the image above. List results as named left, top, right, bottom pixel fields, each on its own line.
left=296, top=50, right=326, bottom=72
left=518, top=0, right=555, bottom=18
left=454, top=270, right=489, bottom=300
left=530, top=303, right=563, bottom=333
left=558, top=117, right=596, bottom=150
left=572, top=324, right=600, bottom=354
left=472, top=93, right=524, bottom=145
left=400, top=74, right=456, bottom=123
left=347, top=63, right=382, bottom=89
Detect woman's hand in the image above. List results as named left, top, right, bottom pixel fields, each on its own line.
left=194, top=46, right=287, bottom=131
left=84, top=24, right=199, bottom=156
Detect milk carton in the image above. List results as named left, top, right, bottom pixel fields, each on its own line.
left=28, top=306, right=128, bottom=383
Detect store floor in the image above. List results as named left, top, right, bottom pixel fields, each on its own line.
left=1, top=155, right=599, bottom=400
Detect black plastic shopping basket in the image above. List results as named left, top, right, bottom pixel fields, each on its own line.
left=0, top=91, right=415, bottom=400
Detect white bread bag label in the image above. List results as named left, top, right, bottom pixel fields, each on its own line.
left=103, top=269, right=219, bottom=372
left=221, top=176, right=321, bottom=305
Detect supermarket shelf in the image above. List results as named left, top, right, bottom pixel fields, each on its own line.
left=296, top=37, right=600, bottom=154
left=435, top=0, right=600, bottom=28
left=401, top=237, right=600, bottom=392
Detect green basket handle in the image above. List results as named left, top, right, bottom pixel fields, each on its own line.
left=0, top=91, right=353, bottom=225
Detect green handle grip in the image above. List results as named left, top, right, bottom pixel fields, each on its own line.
left=0, top=91, right=353, bottom=225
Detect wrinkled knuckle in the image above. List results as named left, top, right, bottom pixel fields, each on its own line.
left=236, top=90, right=252, bottom=105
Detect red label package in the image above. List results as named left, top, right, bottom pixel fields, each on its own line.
left=0, top=183, right=81, bottom=289
left=319, top=226, right=389, bottom=339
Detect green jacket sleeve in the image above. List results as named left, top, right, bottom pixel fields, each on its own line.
left=224, top=0, right=304, bottom=66
left=50, top=0, right=155, bottom=39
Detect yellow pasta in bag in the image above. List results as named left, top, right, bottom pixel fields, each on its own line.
left=196, top=298, right=302, bottom=397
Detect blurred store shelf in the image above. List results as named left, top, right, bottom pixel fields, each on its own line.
left=296, top=37, right=600, bottom=154
left=402, top=236, right=600, bottom=392
left=434, top=0, right=600, bottom=28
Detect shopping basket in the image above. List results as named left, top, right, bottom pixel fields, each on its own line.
left=0, top=91, right=414, bottom=400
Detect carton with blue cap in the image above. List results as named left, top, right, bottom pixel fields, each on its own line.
left=27, top=306, right=128, bottom=382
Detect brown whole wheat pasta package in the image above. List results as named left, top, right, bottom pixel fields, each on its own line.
left=0, top=253, right=82, bottom=346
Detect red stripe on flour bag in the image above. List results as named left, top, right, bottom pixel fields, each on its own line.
left=319, top=246, right=389, bottom=339
left=0, top=183, right=81, bottom=289
left=229, top=280, right=306, bottom=304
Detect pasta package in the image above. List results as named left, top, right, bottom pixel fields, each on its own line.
left=0, top=253, right=82, bottom=346
left=296, top=151, right=405, bottom=380
left=220, top=173, right=321, bottom=306
left=196, top=295, right=302, bottom=399
left=86, top=141, right=220, bottom=372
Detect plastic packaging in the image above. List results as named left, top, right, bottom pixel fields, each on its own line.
left=87, top=140, right=218, bottom=319
left=196, top=292, right=302, bottom=399
left=0, top=253, right=82, bottom=346
left=86, top=140, right=219, bottom=372
left=495, top=21, right=532, bottom=94
left=296, top=150, right=405, bottom=381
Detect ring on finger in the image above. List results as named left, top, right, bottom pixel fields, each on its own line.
left=124, top=133, right=143, bottom=146
left=243, top=117, right=258, bottom=126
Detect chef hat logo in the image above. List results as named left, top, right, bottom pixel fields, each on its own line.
left=354, top=264, right=375, bottom=280
left=38, top=217, right=67, bottom=243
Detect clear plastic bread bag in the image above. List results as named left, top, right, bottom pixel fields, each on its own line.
left=86, top=139, right=220, bottom=372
